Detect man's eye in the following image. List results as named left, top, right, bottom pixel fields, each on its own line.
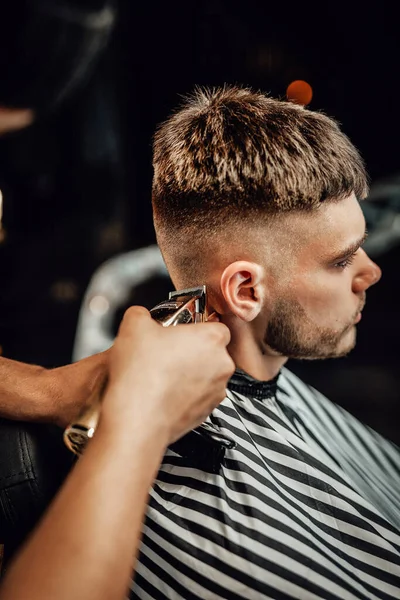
left=334, top=252, right=357, bottom=270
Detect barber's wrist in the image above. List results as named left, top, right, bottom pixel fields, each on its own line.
left=87, top=416, right=168, bottom=491
left=96, top=416, right=170, bottom=463
left=99, top=383, right=171, bottom=450
left=49, top=352, right=109, bottom=428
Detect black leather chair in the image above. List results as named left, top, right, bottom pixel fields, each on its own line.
left=0, top=419, right=74, bottom=570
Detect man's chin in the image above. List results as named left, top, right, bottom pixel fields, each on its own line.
left=311, top=331, right=357, bottom=360
left=284, top=328, right=357, bottom=361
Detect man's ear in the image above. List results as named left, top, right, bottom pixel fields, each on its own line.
left=220, top=261, right=266, bottom=322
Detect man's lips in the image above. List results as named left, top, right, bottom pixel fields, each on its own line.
left=355, top=298, right=366, bottom=322
left=352, top=301, right=365, bottom=325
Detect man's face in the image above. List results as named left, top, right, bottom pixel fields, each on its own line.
left=263, top=194, right=381, bottom=360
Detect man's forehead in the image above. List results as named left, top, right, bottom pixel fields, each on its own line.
left=218, top=195, right=366, bottom=270
left=281, top=195, right=367, bottom=258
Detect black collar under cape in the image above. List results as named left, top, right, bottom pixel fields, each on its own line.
left=169, top=367, right=281, bottom=473
left=227, top=368, right=280, bottom=400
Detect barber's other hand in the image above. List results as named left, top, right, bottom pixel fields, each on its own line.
left=102, top=306, right=235, bottom=445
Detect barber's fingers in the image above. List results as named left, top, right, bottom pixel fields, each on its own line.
left=120, top=305, right=151, bottom=324
left=201, top=320, right=231, bottom=346
left=119, top=305, right=231, bottom=349
left=116, top=305, right=153, bottom=337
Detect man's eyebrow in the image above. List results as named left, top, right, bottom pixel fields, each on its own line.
left=327, top=229, right=369, bottom=263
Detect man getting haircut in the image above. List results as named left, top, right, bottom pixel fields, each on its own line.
left=129, top=87, right=400, bottom=600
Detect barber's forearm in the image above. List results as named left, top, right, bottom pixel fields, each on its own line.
left=0, top=352, right=108, bottom=426
left=0, top=356, right=55, bottom=422
left=0, top=393, right=168, bottom=600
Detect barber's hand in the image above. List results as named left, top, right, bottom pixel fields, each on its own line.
left=102, top=306, right=235, bottom=445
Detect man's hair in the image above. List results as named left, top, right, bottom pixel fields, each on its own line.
left=152, top=86, right=368, bottom=279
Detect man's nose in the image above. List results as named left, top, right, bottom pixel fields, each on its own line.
left=352, top=249, right=382, bottom=293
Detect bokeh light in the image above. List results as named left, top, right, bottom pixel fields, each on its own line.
left=286, top=80, right=313, bottom=106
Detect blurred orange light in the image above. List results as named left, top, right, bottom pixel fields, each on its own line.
left=286, top=80, right=313, bottom=106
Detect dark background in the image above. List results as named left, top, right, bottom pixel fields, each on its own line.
left=0, top=1, right=399, bottom=443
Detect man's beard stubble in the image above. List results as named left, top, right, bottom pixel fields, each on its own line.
left=264, top=298, right=362, bottom=360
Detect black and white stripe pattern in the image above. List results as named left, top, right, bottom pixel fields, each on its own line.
left=129, top=367, right=400, bottom=599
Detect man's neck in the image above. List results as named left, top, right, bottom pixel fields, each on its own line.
left=225, top=323, right=288, bottom=382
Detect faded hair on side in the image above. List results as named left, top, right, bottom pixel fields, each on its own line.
left=152, top=86, right=368, bottom=237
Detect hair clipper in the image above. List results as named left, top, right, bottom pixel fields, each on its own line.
left=63, top=286, right=235, bottom=458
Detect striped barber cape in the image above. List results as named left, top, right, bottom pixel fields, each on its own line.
left=129, top=367, right=400, bottom=599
